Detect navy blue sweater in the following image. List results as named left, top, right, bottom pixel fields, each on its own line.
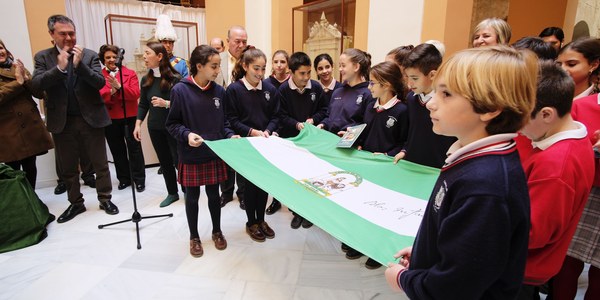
left=322, top=80, right=343, bottom=106
left=403, top=92, right=456, bottom=168
left=166, top=78, right=234, bottom=164
left=360, top=98, right=408, bottom=156
left=267, top=75, right=286, bottom=90
left=277, top=79, right=327, bottom=138
left=319, top=81, right=371, bottom=133
left=224, top=79, right=280, bottom=136
left=401, top=146, right=530, bottom=300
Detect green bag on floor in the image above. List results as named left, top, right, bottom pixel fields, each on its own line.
left=0, top=163, right=51, bottom=253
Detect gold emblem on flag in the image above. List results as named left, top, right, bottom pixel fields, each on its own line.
left=296, top=171, right=363, bottom=197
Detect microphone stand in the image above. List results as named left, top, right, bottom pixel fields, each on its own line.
left=98, top=54, right=173, bottom=249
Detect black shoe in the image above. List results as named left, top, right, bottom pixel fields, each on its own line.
left=136, top=184, right=145, bottom=193
left=266, top=199, right=281, bottom=215
left=345, top=248, right=363, bottom=260
left=157, top=167, right=163, bottom=174
left=220, top=194, right=233, bottom=207
left=83, top=177, right=96, bottom=188
left=118, top=182, right=131, bottom=190
left=239, top=198, right=245, bottom=210
left=301, top=218, right=313, bottom=228
left=57, top=203, right=86, bottom=223
left=54, top=182, right=67, bottom=195
left=290, top=215, right=303, bottom=229
left=365, top=258, right=382, bottom=269
left=341, top=243, right=350, bottom=252
left=99, top=200, right=119, bottom=215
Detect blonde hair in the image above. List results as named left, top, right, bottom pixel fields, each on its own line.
left=436, top=46, right=538, bottom=134
left=474, top=18, right=512, bottom=45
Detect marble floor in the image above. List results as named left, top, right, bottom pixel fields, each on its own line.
left=0, top=165, right=590, bottom=300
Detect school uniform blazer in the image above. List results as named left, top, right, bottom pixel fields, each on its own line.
left=31, top=47, right=110, bottom=133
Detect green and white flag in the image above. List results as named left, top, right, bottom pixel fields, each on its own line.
left=205, top=124, right=440, bottom=264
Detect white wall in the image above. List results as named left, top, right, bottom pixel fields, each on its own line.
left=0, top=0, right=58, bottom=188
left=366, top=0, right=425, bottom=64
left=244, top=0, right=272, bottom=74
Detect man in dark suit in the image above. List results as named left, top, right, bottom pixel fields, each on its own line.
left=32, top=14, right=119, bottom=223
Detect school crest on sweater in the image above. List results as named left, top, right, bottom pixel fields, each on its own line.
left=356, top=94, right=363, bottom=105
left=433, top=180, right=447, bottom=212
left=213, top=97, right=221, bottom=109
left=386, top=116, right=397, bottom=128
left=310, top=92, right=317, bottom=102
left=264, top=91, right=271, bottom=101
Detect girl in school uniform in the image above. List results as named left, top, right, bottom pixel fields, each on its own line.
left=266, top=50, right=289, bottom=89
left=357, top=61, right=409, bottom=269
left=133, top=42, right=181, bottom=207
left=166, top=45, right=237, bottom=257
left=314, top=53, right=342, bottom=105
left=224, top=46, right=280, bottom=242
left=556, top=37, right=600, bottom=100
left=317, top=48, right=372, bottom=260
left=317, top=48, right=372, bottom=136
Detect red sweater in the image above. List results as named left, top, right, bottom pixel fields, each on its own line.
left=572, top=93, right=600, bottom=187
left=99, top=66, right=140, bottom=119
left=522, top=123, right=595, bottom=284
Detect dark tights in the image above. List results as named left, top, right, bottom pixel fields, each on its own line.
left=185, top=184, right=221, bottom=240
left=6, top=155, right=37, bottom=188
left=244, top=180, right=268, bottom=226
left=552, top=255, right=600, bottom=300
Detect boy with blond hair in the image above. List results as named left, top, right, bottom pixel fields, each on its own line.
left=385, top=46, right=538, bottom=299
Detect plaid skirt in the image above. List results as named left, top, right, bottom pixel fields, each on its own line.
left=567, top=186, right=600, bottom=268
left=178, top=159, right=228, bottom=187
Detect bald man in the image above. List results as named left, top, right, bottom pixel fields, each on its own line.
left=210, top=37, right=225, bottom=53
left=215, top=25, right=248, bottom=87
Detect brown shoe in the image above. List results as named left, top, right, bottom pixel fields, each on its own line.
left=259, top=221, right=275, bottom=239
left=212, top=231, right=228, bottom=250
left=246, top=224, right=265, bottom=242
left=190, top=238, right=203, bottom=257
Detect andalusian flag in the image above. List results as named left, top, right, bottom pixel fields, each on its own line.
left=205, top=124, right=440, bottom=264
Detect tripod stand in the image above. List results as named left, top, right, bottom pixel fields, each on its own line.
left=98, top=48, right=172, bottom=249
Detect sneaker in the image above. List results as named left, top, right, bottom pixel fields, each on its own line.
left=365, top=258, right=382, bottom=269
left=159, top=194, right=179, bottom=207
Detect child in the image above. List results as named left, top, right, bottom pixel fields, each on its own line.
left=385, top=46, right=538, bottom=299
left=361, top=61, right=409, bottom=157
left=166, top=45, right=237, bottom=257
left=385, top=45, right=414, bottom=96
left=359, top=61, right=408, bottom=270
left=318, top=48, right=372, bottom=136
left=314, top=53, right=342, bottom=104
left=266, top=50, right=289, bottom=89
left=394, top=43, right=456, bottom=168
left=276, top=51, right=327, bottom=227
left=517, top=61, right=595, bottom=299
left=225, top=46, right=279, bottom=242
left=551, top=93, right=600, bottom=299
left=317, top=48, right=372, bottom=260
left=263, top=49, right=290, bottom=215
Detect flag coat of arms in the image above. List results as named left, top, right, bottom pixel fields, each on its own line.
left=206, top=124, right=439, bottom=264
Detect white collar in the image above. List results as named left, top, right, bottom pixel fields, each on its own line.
left=105, top=66, right=119, bottom=76
left=419, top=90, right=435, bottom=104
left=190, top=76, right=211, bottom=91
left=531, top=121, right=588, bottom=150
left=321, top=79, right=337, bottom=91
left=151, top=67, right=161, bottom=77
left=288, top=77, right=312, bottom=93
left=242, top=76, right=262, bottom=90
left=373, top=96, right=400, bottom=111
left=574, top=85, right=594, bottom=100
left=445, top=133, right=517, bottom=165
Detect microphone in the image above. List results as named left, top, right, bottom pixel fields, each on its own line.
left=115, top=48, right=125, bottom=66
